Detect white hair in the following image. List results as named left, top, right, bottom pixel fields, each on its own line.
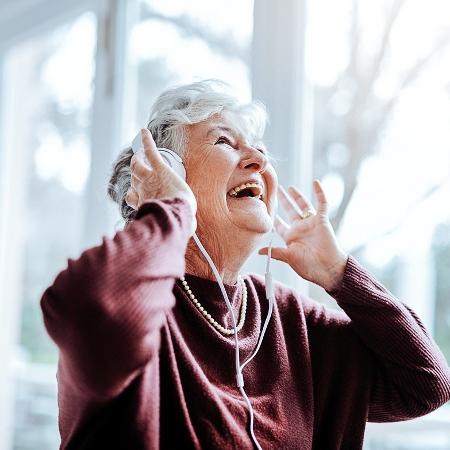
left=108, top=79, right=269, bottom=223
left=146, top=79, right=268, bottom=156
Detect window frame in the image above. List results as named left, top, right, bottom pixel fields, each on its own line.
left=246, top=0, right=312, bottom=294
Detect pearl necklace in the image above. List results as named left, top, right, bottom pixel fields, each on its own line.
left=180, top=275, right=248, bottom=335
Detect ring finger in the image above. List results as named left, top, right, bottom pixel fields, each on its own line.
left=287, top=186, right=316, bottom=217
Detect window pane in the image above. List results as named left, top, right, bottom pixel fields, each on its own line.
left=124, top=0, right=254, bottom=141
left=306, top=0, right=450, bottom=448
left=0, top=12, right=96, bottom=450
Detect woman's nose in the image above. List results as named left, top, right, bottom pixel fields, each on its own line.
left=239, top=146, right=268, bottom=173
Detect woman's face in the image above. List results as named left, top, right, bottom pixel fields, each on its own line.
left=184, top=111, right=278, bottom=237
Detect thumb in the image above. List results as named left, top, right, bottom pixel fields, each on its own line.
left=140, top=128, right=165, bottom=169
left=258, top=246, right=290, bottom=263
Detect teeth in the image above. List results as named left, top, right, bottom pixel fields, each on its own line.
left=227, top=182, right=263, bottom=199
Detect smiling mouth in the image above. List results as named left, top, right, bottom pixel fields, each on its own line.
left=227, top=182, right=264, bottom=201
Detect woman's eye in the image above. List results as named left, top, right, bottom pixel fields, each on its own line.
left=215, top=136, right=233, bottom=146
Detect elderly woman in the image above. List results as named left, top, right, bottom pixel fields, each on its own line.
left=41, top=80, right=450, bottom=450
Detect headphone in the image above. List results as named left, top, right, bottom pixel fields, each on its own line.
left=131, top=131, right=276, bottom=450
left=131, top=133, right=186, bottom=180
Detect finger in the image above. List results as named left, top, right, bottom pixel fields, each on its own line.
left=278, top=185, right=303, bottom=223
left=130, top=172, right=143, bottom=189
left=141, top=128, right=165, bottom=169
left=125, top=188, right=138, bottom=209
left=313, top=179, right=328, bottom=215
left=130, top=154, right=137, bottom=172
left=287, top=185, right=315, bottom=215
left=258, top=246, right=290, bottom=263
left=274, top=214, right=289, bottom=240
left=130, top=153, right=152, bottom=181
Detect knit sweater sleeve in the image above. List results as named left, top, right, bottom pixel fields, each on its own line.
left=40, top=197, right=193, bottom=401
left=326, top=255, right=450, bottom=422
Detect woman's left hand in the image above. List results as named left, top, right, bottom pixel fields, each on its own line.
left=258, top=180, right=348, bottom=292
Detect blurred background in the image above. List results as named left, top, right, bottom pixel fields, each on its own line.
left=0, top=0, right=449, bottom=449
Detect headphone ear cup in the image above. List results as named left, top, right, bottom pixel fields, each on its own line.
left=158, top=149, right=186, bottom=181
left=130, top=133, right=186, bottom=181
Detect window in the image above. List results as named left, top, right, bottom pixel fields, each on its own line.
left=306, top=0, right=450, bottom=447
left=0, top=11, right=96, bottom=450
left=0, top=2, right=255, bottom=449
left=123, top=0, right=254, bottom=143
left=1, top=0, right=448, bottom=449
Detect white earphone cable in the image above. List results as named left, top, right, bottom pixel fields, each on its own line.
left=240, top=227, right=275, bottom=372
left=192, top=233, right=244, bottom=387
left=192, top=232, right=264, bottom=450
left=191, top=222, right=276, bottom=450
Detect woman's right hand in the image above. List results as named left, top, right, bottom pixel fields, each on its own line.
left=125, top=129, right=197, bottom=233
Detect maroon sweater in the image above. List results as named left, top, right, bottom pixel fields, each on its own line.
left=41, top=198, right=450, bottom=450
